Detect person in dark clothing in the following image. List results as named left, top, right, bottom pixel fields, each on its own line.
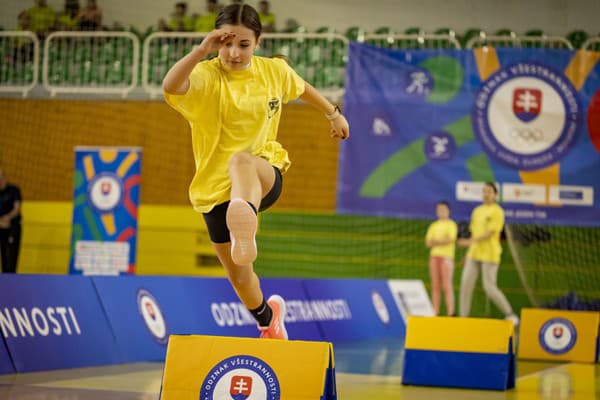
left=0, top=168, right=22, bottom=274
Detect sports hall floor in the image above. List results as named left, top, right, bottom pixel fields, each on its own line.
left=0, top=338, right=598, bottom=399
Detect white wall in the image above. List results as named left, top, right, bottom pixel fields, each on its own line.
left=1, top=0, right=598, bottom=36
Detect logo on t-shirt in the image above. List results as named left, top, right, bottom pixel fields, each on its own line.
left=268, top=97, right=280, bottom=119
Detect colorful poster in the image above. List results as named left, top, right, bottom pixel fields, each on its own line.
left=339, top=43, right=600, bottom=226
left=69, top=147, right=142, bottom=274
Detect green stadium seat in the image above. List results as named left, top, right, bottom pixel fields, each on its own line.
left=461, top=28, right=486, bottom=48
left=523, top=29, right=546, bottom=48
left=493, top=28, right=517, bottom=48
left=566, top=30, right=589, bottom=49
left=345, top=26, right=366, bottom=42
left=434, top=27, right=458, bottom=49
left=367, top=26, right=394, bottom=48
left=399, top=27, right=425, bottom=49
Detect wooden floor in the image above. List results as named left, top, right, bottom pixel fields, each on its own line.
left=0, top=339, right=598, bottom=399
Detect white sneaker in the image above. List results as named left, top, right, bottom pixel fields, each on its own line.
left=226, top=198, right=258, bottom=265
left=505, top=314, right=520, bottom=327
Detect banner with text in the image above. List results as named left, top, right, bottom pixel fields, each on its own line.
left=69, top=147, right=142, bottom=274
left=0, top=274, right=120, bottom=372
left=339, top=43, right=600, bottom=226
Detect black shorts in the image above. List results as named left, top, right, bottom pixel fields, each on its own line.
left=203, top=166, right=283, bottom=243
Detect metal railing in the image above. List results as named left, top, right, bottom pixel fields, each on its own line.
left=582, top=37, right=600, bottom=51
left=364, top=33, right=461, bottom=50
left=43, top=31, right=140, bottom=97
left=142, top=32, right=348, bottom=101
left=0, top=31, right=40, bottom=97
left=466, top=35, right=573, bottom=49
left=1, top=30, right=591, bottom=98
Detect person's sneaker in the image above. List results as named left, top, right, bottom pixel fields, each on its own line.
left=226, top=198, right=258, bottom=265
left=258, top=295, right=288, bottom=340
left=505, top=313, right=520, bottom=327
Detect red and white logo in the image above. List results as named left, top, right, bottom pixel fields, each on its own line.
left=230, top=375, right=253, bottom=399
left=513, top=88, right=542, bottom=122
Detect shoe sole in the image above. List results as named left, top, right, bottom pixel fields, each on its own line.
left=226, top=198, right=258, bottom=265
left=268, top=294, right=288, bottom=340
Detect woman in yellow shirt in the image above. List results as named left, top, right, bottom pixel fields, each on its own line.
left=162, top=3, right=349, bottom=340
left=425, top=201, right=457, bottom=316
left=458, top=182, right=519, bottom=326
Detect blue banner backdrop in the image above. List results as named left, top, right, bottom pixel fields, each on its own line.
left=69, top=147, right=142, bottom=275
left=0, top=274, right=120, bottom=372
left=339, top=43, right=600, bottom=226
left=0, top=334, right=14, bottom=374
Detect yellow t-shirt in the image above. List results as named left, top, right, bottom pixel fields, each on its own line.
left=466, top=203, right=505, bottom=263
left=194, top=13, right=217, bottom=32
left=259, top=13, right=276, bottom=30
left=164, top=56, right=305, bottom=213
left=425, top=219, right=457, bottom=259
left=27, top=5, right=56, bottom=34
left=168, top=16, right=194, bottom=32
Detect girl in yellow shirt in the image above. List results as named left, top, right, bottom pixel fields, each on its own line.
left=425, top=201, right=457, bottom=316
left=162, top=4, right=349, bottom=340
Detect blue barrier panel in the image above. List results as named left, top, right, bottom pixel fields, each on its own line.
left=0, top=274, right=121, bottom=372
left=183, top=277, right=324, bottom=341
left=0, top=334, right=15, bottom=375
left=92, top=275, right=202, bottom=363
left=302, top=278, right=406, bottom=342
left=402, top=316, right=515, bottom=390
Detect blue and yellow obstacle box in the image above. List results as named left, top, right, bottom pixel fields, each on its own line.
left=402, top=316, right=515, bottom=390
left=160, top=335, right=336, bottom=400
left=518, top=308, right=600, bottom=363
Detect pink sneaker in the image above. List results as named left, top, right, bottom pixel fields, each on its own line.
left=226, top=198, right=258, bottom=265
left=258, top=295, right=288, bottom=340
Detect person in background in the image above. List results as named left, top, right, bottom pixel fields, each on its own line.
left=26, top=0, right=56, bottom=40
left=162, top=3, right=349, bottom=339
left=425, top=201, right=457, bottom=316
left=458, top=182, right=520, bottom=326
left=78, top=0, right=102, bottom=31
left=165, top=2, right=194, bottom=32
left=0, top=168, right=22, bottom=274
left=57, top=0, right=80, bottom=31
left=194, top=0, right=219, bottom=33
left=257, top=0, right=276, bottom=32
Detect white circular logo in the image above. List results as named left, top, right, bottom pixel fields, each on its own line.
left=473, top=62, right=582, bottom=170
left=87, top=173, right=123, bottom=213
left=538, top=318, right=577, bottom=355
left=371, top=290, right=390, bottom=325
left=137, top=289, right=167, bottom=344
left=201, top=355, right=280, bottom=400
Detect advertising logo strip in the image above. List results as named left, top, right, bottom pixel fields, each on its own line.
left=518, top=308, right=600, bottom=363
left=402, top=316, right=515, bottom=390
left=160, top=335, right=336, bottom=400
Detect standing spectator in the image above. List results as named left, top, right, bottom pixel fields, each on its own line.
left=257, top=0, right=276, bottom=32
left=425, top=201, right=457, bottom=316
left=14, top=11, right=34, bottom=64
left=57, top=0, right=80, bottom=31
left=458, top=182, right=519, bottom=326
left=0, top=168, right=22, bottom=274
left=26, top=0, right=56, bottom=40
left=78, top=0, right=102, bottom=31
left=194, top=0, right=219, bottom=33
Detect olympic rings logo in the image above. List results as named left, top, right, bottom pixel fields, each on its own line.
left=508, top=127, right=546, bottom=143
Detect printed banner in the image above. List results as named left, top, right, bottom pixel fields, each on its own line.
left=69, top=146, right=142, bottom=274
left=302, top=278, right=406, bottom=341
left=339, top=43, right=600, bottom=226
left=0, top=274, right=120, bottom=372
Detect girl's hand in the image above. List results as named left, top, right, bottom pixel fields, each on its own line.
left=330, top=114, right=350, bottom=140
left=198, top=29, right=236, bottom=54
